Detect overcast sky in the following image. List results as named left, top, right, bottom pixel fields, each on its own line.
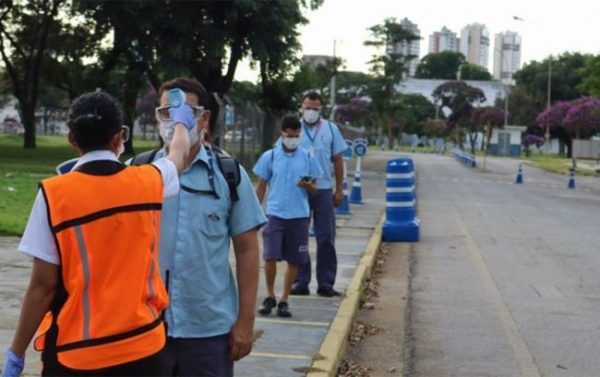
left=235, top=0, right=600, bottom=82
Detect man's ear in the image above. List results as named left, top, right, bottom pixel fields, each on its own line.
left=202, top=109, right=211, bottom=127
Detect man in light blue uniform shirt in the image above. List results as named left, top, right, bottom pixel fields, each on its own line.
left=291, top=91, right=348, bottom=297
left=253, top=116, right=322, bottom=318
left=144, top=78, right=266, bottom=377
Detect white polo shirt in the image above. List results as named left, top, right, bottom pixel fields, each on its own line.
left=18, top=150, right=179, bottom=265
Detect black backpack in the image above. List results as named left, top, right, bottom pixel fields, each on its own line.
left=130, top=145, right=241, bottom=202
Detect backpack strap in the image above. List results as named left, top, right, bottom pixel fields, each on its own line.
left=131, top=145, right=241, bottom=203
left=130, top=148, right=160, bottom=166
left=211, top=144, right=241, bottom=203
left=327, top=121, right=337, bottom=161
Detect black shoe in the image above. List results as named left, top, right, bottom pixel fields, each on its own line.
left=317, top=288, right=342, bottom=297
left=258, top=297, right=277, bottom=315
left=277, top=301, right=292, bottom=318
left=290, top=284, right=310, bottom=296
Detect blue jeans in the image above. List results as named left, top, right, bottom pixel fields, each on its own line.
left=296, top=189, right=337, bottom=290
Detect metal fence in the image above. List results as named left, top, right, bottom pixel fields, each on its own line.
left=213, top=94, right=287, bottom=169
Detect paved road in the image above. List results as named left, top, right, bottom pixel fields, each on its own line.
left=409, top=153, right=600, bottom=377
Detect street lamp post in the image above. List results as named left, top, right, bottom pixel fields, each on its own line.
left=329, top=40, right=337, bottom=121
left=545, top=55, right=552, bottom=153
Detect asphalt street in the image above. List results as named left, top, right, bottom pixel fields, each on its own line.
left=408, top=152, right=600, bottom=377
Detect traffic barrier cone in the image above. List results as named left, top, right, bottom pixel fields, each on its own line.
left=515, top=164, right=524, bottom=184
left=350, top=157, right=364, bottom=204
left=382, top=158, right=419, bottom=242
left=567, top=168, right=576, bottom=189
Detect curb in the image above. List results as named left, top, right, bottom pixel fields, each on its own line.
left=307, top=214, right=385, bottom=377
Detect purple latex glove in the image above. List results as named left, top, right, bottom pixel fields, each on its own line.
left=1, top=349, right=24, bottom=377
left=168, top=104, right=196, bottom=130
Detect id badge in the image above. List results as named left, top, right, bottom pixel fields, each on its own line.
left=308, top=145, right=315, bottom=155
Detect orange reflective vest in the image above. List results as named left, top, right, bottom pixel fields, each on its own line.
left=34, top=160, right=168, bottom=371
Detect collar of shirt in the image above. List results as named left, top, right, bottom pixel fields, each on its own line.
left=301, top=119, right=322, bottom=129
left=72, top=150, right=119, bottom=169
left=160, top=144, right=211, bottom=171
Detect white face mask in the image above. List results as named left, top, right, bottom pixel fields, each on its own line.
left=159, top=121, right=175, bottom=146
left=159, top=121, right=201, bottom=146
left=302, top=109, right=320, bottom=125
left=283, top=136, right=301, bottom=150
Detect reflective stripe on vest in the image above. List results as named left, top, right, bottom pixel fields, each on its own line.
left=36, top=163, right=168, bottom=370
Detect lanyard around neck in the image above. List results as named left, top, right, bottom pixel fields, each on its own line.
left=303, top=122, right=321, bottom=144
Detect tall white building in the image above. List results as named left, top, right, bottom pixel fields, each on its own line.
left=429, top=26, right=460, bottom=53
left=493, top=31, right=522, bottom=84
left=387, top=18, right=421, bottom=77
left=459, top=23, right=490, bottom=69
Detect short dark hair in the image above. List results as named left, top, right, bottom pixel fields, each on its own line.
left=67, top=91, right=122, bottom=152
left=160, top=77, right=210, bottom=107
left=281, top=115, right=301, bottom=131
left=301, top=91, right=324, bottom=105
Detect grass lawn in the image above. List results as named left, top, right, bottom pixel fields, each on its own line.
left=522, top=152, right=599, bottom=176
left=0, top=134, right=160, bottom=236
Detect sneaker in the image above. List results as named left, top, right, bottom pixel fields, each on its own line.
left=290, top=284, right=310, bottom=296
left=317, top=288, right=342, bottom=297
left=277, top=301, right=292, bottom=318
left=258, top=297, right=277, bottom=315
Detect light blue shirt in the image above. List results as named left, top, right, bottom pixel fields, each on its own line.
left=300, top=119, right=347, bottom=190
left=153, top=145, right=266, bottom=338
left=253, top=142, right=322, bottom=219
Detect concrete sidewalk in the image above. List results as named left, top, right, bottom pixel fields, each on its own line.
left=0, top=153, right=390, bottom=376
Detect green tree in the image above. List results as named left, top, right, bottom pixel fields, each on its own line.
left=513, top=52, right=591, bottom=104
left=460, top=63, right=492, bottom=81
left=396, top=93, right=436, bottom=135
left=364, top=17, right=420, bottom=149
left=415, top=51, right=465, bottom=80
left=494, top=86, right=541, bottom=126
left=578, top=54, right=600, bottom=97
left=335, top=71, right=372, bottom=103
left=0, top=0, right=66, bottom=148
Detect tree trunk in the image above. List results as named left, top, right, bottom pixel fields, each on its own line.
left=21, top=102, right=37, bottom=149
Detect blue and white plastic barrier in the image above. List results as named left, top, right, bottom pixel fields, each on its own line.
left=451, top=148, right=476, bottom=168
left=382, top=158, right=420, bottom=242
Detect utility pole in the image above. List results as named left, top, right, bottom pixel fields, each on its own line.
left=329, top=40, right=337, bottom=121
left=545, top=55, right=552, bottom=151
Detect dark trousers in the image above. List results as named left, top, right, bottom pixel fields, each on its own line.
left=42, top=349, right=169, bottom=376
left=296, top=189, right=337, bottom=290
left=164, top=334, right=233, bottom=377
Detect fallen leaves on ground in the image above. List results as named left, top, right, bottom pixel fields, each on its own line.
left=338, top=360, right=370, bottom=377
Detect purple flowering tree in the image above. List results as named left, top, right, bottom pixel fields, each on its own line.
left=422, top=118, right=448, bottom=138
left=334, top=97, right=370, bottom=125
left=563, top=97, right=600, bottom=139
left=522, top=134, right=545, bottom=157
left=432, top=80, right=486, bottom=149
left=470, top=106, right=506, bottom=154
left=537, top=97, right=600, bottom=157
